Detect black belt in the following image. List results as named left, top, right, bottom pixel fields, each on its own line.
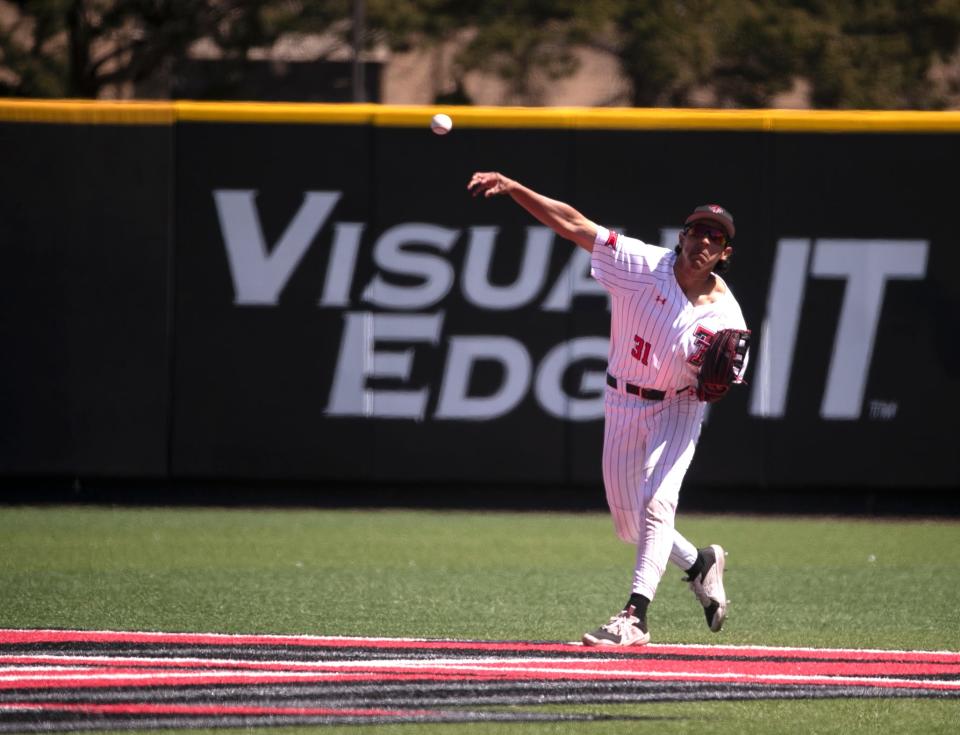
left=606, top=373, right=666, bottom=401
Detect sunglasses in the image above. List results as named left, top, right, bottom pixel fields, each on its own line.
left=684, top=223, right=728, bottom=245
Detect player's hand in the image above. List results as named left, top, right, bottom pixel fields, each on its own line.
left=468, top=171, right=513, bottom=198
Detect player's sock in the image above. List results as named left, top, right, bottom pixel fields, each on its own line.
left=624, top=593, right=650, bottom=632
left=684, top=546, right=716, bottom=581
left=684, top=557, right=704, bottom=581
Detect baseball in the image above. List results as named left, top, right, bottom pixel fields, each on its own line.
left=430, top=113, right=453, bottom=135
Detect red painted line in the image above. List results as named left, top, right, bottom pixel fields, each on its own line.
left=3, top=654, right=957, bottom=678
left=405, top=657, right=960, bottom=677
left=645, top=644, right=960, bottom=664
left=3, top=664, right=958, bottom=691
left=0, top=672, right=336, bottom=690
left=0, top=629, right=583, bottom=654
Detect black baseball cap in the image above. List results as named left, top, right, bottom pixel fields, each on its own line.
left=685, top=204, right=735, bottom=239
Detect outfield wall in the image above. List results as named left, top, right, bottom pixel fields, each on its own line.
left=2, top=101, right=958, bottom=494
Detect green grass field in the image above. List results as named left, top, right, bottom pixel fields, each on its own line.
left=2, top=505, right=959, bottom=733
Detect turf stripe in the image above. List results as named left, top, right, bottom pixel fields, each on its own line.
left=1, top=629, right=957, bottom=732
left=3, top=629, right=957, bottom=662
left=0, top=702, right=425, bottom=717
left=2, top=652, right=958, bottom=679
left=8, top=643, right=960, bottom=669
left=3, top=666, right=959, bottom=690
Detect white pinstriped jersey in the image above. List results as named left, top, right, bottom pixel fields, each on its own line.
left=591, top=226, right=748, bottom=392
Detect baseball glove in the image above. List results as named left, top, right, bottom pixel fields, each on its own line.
left=696, top=328, right=751, bottom=403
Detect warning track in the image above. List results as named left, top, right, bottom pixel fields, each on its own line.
left=1, top=629, right=958, bottom=731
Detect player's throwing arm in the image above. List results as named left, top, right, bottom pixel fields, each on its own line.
left=468, top=172, right=598, bottom=252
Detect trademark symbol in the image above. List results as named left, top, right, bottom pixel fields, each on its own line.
left=868, top=400, right=898, bottom=420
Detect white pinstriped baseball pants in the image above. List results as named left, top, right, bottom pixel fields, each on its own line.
left=602, top=387, right=706, bottom=601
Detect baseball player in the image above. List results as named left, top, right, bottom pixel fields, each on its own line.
left=468, top=171, right=749, bottom=646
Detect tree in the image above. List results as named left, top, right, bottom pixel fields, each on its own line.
left=448, top=1, right=606, bottom=103
left=799, top=0, right=960, bottom=109
left=357, top=0, right=611, bottom=104
left=611, top=0, right=960, bottom=109
left=0, top=0, right=337, bottom=98
left=366, top=0, right=960, bottom=108
left=3, top=0, right=960, bottom=108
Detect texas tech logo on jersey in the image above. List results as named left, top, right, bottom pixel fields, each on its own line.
left=688, top=325, right=716, bottom=367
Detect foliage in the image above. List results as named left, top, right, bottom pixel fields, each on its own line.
left=445, top=1, right=609, bottom=102
left=799, top=0, right=960, bottom=108
left=613, top=0, right=960, bottom=108
left=2, top=0, right=960, bottom=107
left=0, top=0, right=340, bottom=98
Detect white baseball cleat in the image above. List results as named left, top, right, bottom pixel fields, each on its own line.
left=687, top=544, right=728, bottom=632
left=582, top=605, right=651, bottom=647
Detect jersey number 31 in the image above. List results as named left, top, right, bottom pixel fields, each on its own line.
left=632, top=335, right=651, bottom=365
